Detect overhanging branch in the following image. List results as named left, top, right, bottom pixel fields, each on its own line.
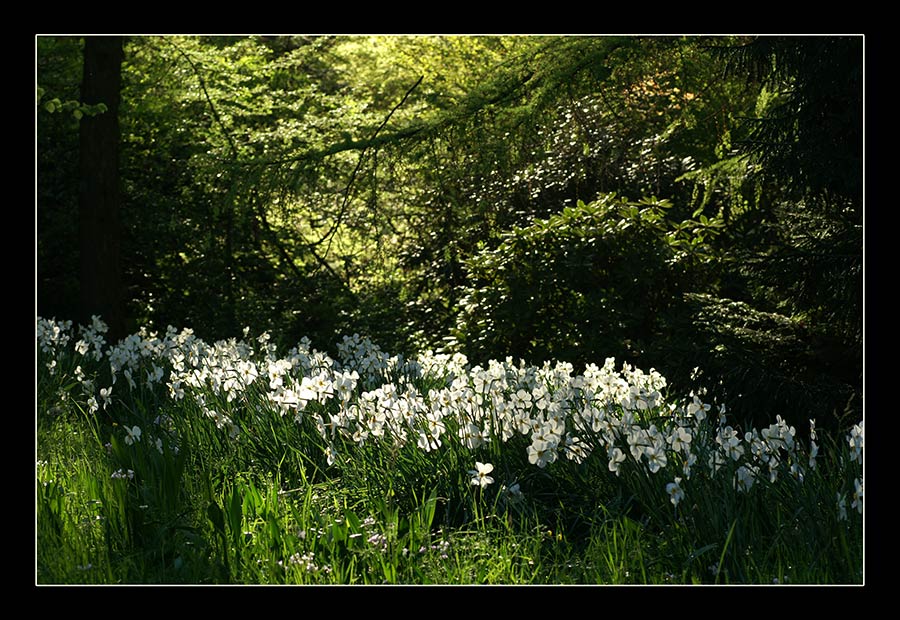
left=314, top=74, right=424, bottom=253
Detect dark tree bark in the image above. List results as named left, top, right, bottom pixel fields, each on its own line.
left=78, top=36, right=124, bottom=339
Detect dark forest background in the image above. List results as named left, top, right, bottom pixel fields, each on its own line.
left=36, top=35, right=863, bottom=434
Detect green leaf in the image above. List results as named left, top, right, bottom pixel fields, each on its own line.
left=345, top=510, right=362, bottom=533
left=228, top=487, right=243, bottom=538
left=207, top=501, right=225, bottom=535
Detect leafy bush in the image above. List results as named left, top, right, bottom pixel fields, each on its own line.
left=455, top=194, right=689, bottom=368
left=655, top=293, right=859, bottom=434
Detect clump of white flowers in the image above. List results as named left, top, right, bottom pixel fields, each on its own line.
left=37, top=316, right=864, bottom=521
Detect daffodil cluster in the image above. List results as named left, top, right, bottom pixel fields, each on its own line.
left=37, top=316, right=864, bottom=520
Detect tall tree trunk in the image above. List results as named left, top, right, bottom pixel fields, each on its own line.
left=79, top=36, right=124, bottom=339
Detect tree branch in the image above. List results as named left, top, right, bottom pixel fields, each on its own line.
left=312, top=74, right=424, bottom=252
left=170, top=40, right=239, bottom=161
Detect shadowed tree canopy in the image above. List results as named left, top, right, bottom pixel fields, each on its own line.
left=717, top=36, right=862, bottom=206
left=36, top=34, right=863, bottom=432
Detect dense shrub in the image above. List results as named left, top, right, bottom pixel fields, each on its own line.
left=455, top=194, right=687, bottom=369
left=655, top=293, right=859, bottom=434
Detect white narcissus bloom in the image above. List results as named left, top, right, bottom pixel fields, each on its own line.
left=237, top=360, right=258, bottom=387
left=666, top=477, right=684, bottom=507
left=334, top=371, right=359, bottom=402
left=851, top=478, right=863, bottom=514
left=564, top=435, right=588, bottom=464
left=735, top=465, right=755, bottom=493
left=468, top=462, right=494, bottom=488
left=608, top=447, right=626, bottom=475
left=168, top=380, right=186, bottom=401
left=417, top=431, right=440, bottom=453
left=296, top=377, right=319, bottom=410
left=459, top=422, right=483, bottom=450
left=848, top=422, right=864, bottom=462
left=643, top=444, right=667, bottom=473
left=99, top=386, right=112, bottom=409
left=325, top=444, right=338, bottom=467
left=668, top=425, right=692, bottom=453
left=124, top=425, right=141, bottom=445
left=502, top=482, right=523, bottom=500
left=528, top=439, right=557, bottom=468
left=111, top=468, right=134, bottom=480
left=682, top=451, right=697, bottom=479
left=146, top=365, right=164, bottom=385
left=425, top=411, right=445, bottom=439
left=717, top=425, right=744, bottom=461
left=836, top=492, right=848, bottom=521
